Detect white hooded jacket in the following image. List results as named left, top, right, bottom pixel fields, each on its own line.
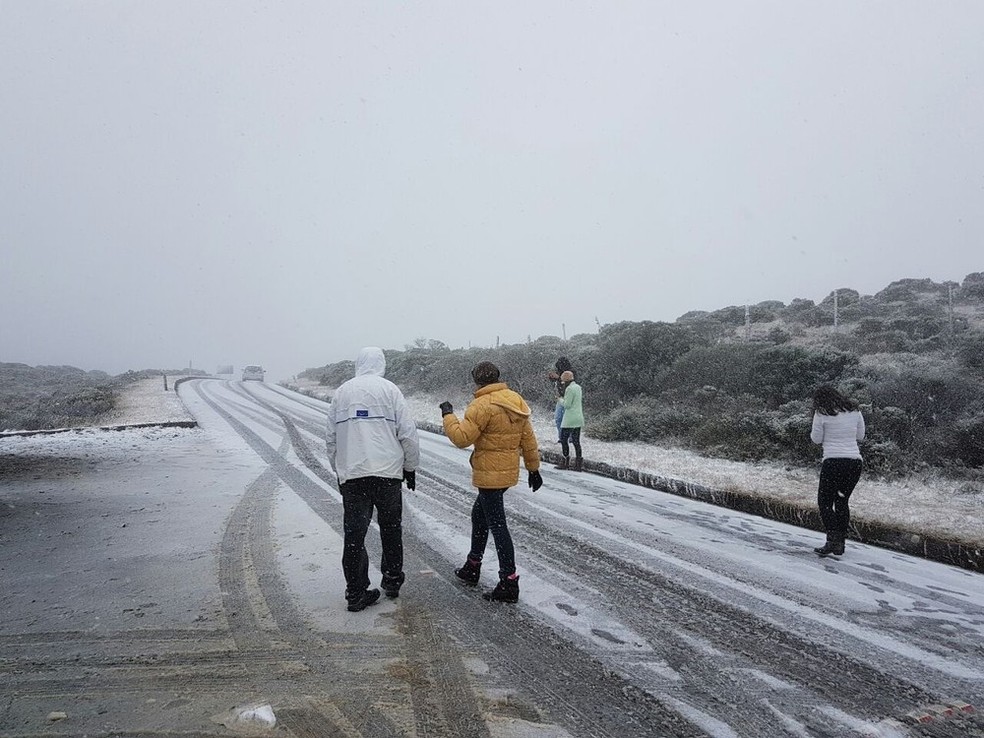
left=325, top=347, right=420, bottom=485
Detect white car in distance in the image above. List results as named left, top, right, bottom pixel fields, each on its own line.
left=242, top=365, right=265, bottom=382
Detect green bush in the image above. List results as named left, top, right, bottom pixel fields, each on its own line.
left=593, top=321, right=706, bottom=400
left=956, top=330, right=984, bottom=370
left=301, top=284, right=984, bottom=474
left=948, top=417, right=984, bottom=468
left=871, top=368, right=979, bottom=426
left=0, top=363, right=121, bottom=431
left=691, top=410, right=789, bottom=462
left=768, top=326, right=791, bottom=344
left=659, top=344, right=857, bottom=407
left=864, top=440, right=911, bottom=477
left=868, top=406, right=913, bottom=449
left=591, top=404, right=648, bottom=442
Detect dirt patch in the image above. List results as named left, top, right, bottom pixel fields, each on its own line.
left=0, top=453, right=93, bottom=478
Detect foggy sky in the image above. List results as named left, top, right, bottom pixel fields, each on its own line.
left=2, top=2, right=982, bottom=383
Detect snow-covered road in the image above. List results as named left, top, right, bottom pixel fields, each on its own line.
left=2, top=378, right=982, bottom=737
left=204, top=380, right=984, bottom=736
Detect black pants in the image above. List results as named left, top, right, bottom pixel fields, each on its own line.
left=469, top=488, right=515, bottom=579
left=817, top=458, right=863, bottom=534
left=340, top=476, right=404, bottom=597
left=560, top=427, right=582, bottom=459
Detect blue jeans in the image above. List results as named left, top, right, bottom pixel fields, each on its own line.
left=554, top=403, right=565, bottom=440
left=340, top=476, right=404, bottom=597
left=469, top=489, right=515, bottom=579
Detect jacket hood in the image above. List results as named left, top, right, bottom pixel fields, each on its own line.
left=355, top=347, right=386, bottom=378
left=476, top=383, right=531, bottom=418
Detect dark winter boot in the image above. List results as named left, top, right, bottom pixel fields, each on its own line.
left=572, top=457, right=583, bottom=472
left=347, top=588, right=381, bottom=612
left=482, top=574, right=519, bottom=603
left=831, top=532, right=846, bottom=556
left=381, top=572, right=405, bottom=599
left=814, top=534, right=842, bottom=558
left=554, top=457, right=569, bottom=470
left=455, top=556, right=482, bottom=586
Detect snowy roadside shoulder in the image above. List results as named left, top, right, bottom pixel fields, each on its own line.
left=0, top=377, right=196, bottom=438
left=405, top=393, right=984, bottom=571
left=52, top=379, right=980, bottom=570
left=99, top=377, right=195, bottom=426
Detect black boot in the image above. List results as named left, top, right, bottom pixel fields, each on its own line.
left=572, top=457, right=583, bottom=472
left=455, top=556, right=482, bottom=585
left=347, top=588, right=381, bottom=612
left=831, top=532, right=846, bottom=556
left=381, top=572, right=405, bottom=599
left=814, top=533, right=842, bottom=558
left=482, top=575, right=519, bottom=603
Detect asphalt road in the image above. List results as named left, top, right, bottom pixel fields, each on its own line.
left=1, top=378, right=982, bottom=738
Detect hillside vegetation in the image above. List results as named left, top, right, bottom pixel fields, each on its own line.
left=301, top=273, right=984, bottom=478
left=0, top=365, right=204, bottom=431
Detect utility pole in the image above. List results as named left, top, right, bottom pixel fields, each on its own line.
left=562, top=323, right=567, bottom=341
left=948, top=284, right=956, bottom=343
left=833, top=290, right=839, bottom=332
left=744, top=305, right=751, bottom=341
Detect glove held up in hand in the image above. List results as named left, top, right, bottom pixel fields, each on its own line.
left=439, top=401, right=453, bottom=416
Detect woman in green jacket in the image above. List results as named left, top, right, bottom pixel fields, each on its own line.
left=555, top=370, right=584, bottom=471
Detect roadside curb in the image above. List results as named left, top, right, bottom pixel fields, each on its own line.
left=418, top=421, right=983, bottom=574
left=0, top=420, right=199, bottom=438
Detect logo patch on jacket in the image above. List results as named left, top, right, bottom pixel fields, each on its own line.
left=356, top=410, right=369, bottom=417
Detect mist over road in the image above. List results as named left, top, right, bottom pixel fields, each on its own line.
left=2, top=379, right=982, bottom=737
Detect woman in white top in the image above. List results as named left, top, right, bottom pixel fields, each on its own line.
left=810, top=385, right=866, bottom=557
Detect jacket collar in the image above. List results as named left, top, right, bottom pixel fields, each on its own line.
left=474, top=382, right=507, bottom=397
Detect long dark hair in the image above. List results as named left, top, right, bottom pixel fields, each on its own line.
left=813, top=384, right=858, bottom=415
left=553, top=356, right=575, bottom=394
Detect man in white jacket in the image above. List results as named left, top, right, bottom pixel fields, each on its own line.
left=325, top=347, right=420, bottom=611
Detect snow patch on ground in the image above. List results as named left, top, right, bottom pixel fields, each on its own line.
left=13, top=378, right=981, bottom=549
left=99, top=376, right=194, bottom=425
left=402, top=392, right=984, bottom=548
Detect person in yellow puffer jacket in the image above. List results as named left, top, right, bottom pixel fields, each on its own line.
left=440, top=361, right=542, bottom=603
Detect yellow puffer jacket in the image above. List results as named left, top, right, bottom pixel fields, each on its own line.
left=443, top=382, right=541, bottom=489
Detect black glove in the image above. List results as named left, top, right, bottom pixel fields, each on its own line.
left=528, top=470, right=543, bottom=491
left=403, top=469, right=416, bottom=491
left=439, top=401, right=453, bottom=416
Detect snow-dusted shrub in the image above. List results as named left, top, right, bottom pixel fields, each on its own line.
left=692, top=410, right=785, bottom=462
left=956, top=330, right=984, bottom=370
left=659, top=344, right=857, bottom=408
left=863, top=440, right=910, bottom=477
left=959, top=272, right=984, bottom=300
left=0, top=364, right=119, bottom=431
left=947, top=417, right=984, bottom=469
left=767, top=326, right=791, bottom=345
left=590, top=400, right=697, bottom=444
left=590, top=404, right=646, bottom=442
left=870, top=368, right=979, bottom=427
left=867, top=405, right=913, bottom=449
